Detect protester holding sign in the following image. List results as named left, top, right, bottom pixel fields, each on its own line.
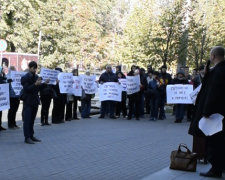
left=81, top=74, right=97, bottom=95
left=65, top=69, right=80, bottom=120
left=115, top=71, right=127, bottom=118
left=0, top=68, right=7, bottom=131
left=172, top=71, right=189, bottom=123
left=52, top=68, right=67, bottom=124
left=98, top=65, right=118, bottom=119
left=127, top=65, right=140, bottom=120
left=81, top=71, right=94, bottom=118
left=7, top=66, right=21, bottom=129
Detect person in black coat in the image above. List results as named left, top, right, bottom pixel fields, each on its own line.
left=148, top=71, right=161, bottom=121
left=115, top=71, right=127, bottom=118
left=21, top=61, right=49, bottom=144
left=52, top=68, right=67, bottom=124
left=7, top=66, right=20, bottom=129
left=189, top=46, right=225, bottom=178
left=0, top=69, right=7, bottom=131
left=139, top=68, right=147, bottom=117
left=158, top=65, right=172, bottom=120
left=99, top=65, right=118, bottom=119
left=173, top=71, right=189, bottom=123
left=127, top=65, right=140, bottom=120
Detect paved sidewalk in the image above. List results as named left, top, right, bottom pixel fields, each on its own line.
left=0, top=108, right=219, bottom=180
left=143, top=164, right=225, bottom=180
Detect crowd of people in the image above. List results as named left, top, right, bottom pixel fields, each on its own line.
left=0, top=46, right=224, bottom=178
left=0, top=58, right=203, bottom=136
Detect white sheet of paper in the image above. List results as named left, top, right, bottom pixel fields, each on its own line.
left=199, top=113, right=224, bottom=136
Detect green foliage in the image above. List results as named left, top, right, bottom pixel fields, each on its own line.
left=0, top=0, right=224, bottom=70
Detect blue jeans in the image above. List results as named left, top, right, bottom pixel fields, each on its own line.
left=81, top=100, right=91, bottom=118
left=175, top=104, right=185, bottom=121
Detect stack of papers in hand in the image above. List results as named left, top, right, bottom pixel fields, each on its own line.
left=199, top=113, right=224, bottom=136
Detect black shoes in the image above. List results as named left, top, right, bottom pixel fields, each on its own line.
left=31, top=137, right=41, bottom=142
left=98, top=115, right=105, bottom=119
left=25, top=138, right=35, bottom=144
left=127, top=117, right=131, bottom=120
left=174, top=120, right=182, bottom=123
left=110, top=116, right=117, bottom=119
left=0, top=126, right=6, bottom=131
left=14, top=125, right=20, bottom=129
left=200, top=169, right=222, bottom=178
left=41, top=122, right=50, bottom=126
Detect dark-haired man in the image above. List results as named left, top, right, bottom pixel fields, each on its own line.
left=21, top=61, right=49, bottom=144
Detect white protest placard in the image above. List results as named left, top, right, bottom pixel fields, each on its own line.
left=81, top=75, right=97, bottom=94
left=126, top=75, right=140, bottom=95
left=40, top=67, right=60, bottom=85
left=72, top=76, right=82, bottom=97
left=0, top=83, right=10, bottom=111
left=119, top=79, right=127, bottom=91
left=10, top=71, right=26, bottom=95
left=99, top=82, right=122, bottom=102
left=58, top=73, right=73, bottom=93
left=190, top=84, right=202, bottom=105
left=167, top=84, right=193, bottom=104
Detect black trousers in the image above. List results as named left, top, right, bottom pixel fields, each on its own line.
left=23, top=104, right=38, bottom=139
left=52, top=95, right=66, bottom=123
left=0, top=111, right=2, bottom=126
left=65, top=98, right=78, bottom=120
left=206, top=132, right=225, bottom=173
left=128, top=93, right=140, bottom=118
left=8, top=98, right=20, bottom=128
left=116, top=100, right=127, bottom=117
left=40, top=95, right=52, bottom=124
left=101, top=101, right=115, bottom=117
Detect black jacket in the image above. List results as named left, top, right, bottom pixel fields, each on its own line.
left=99, top=71, right=118, bottom=83
left=21, top=72, right=45, bottom=107
left=189, top=60, right=225, bottom=136
left=159, top=72, right=172, bottom=96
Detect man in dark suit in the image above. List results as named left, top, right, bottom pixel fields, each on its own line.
left=21, top=61, right=49, bottom=144
left=190, top=46, right=225, bottom=178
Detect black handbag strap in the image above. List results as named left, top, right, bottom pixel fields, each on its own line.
left=178, top=144, right=191, bottom=154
